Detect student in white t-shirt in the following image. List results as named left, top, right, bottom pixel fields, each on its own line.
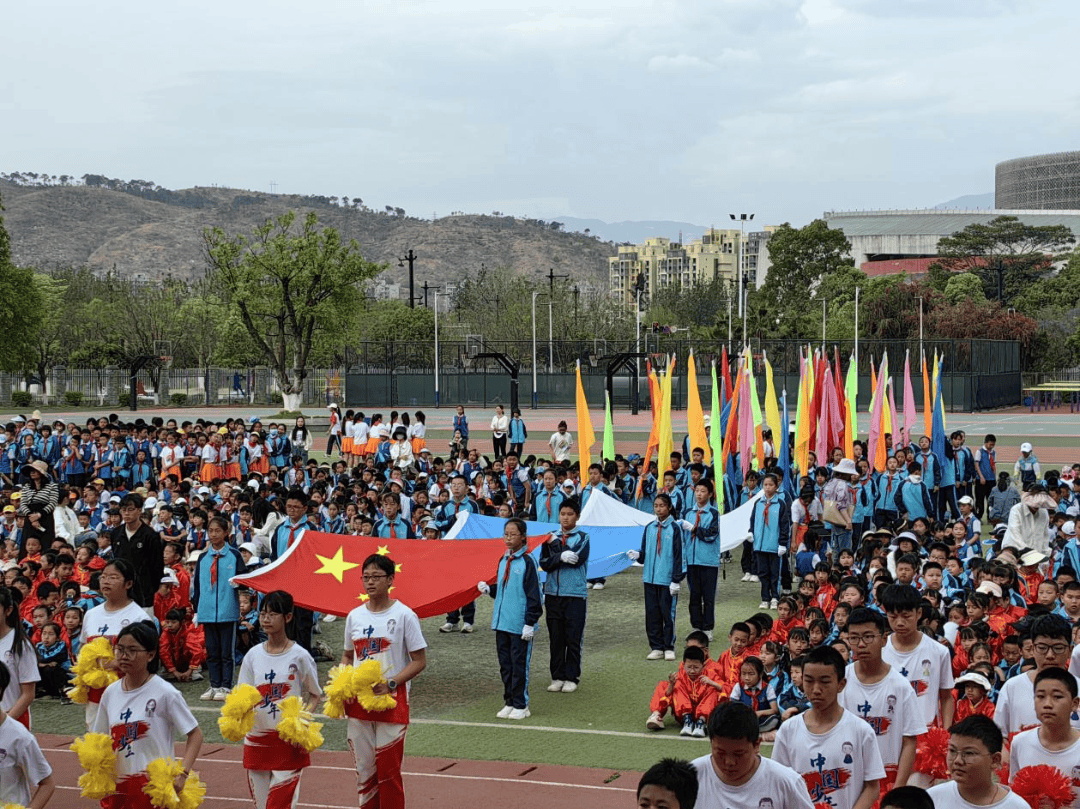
left=237, top=590, right=323, bottom=809
left=90, top=622, right=203, bottom=806
left=773, top=645, right=886, bottom=809
left=692, top=701, right=814, bottom=809
left=342, top=554, right=428, bottom=809
left=879, top=583, right=955, bottom=729
left=1009, top=666, right=1080, bottom=809
left=840, top=607, right=926, bottom=791
left=926, top=716, right=1028, bottom=809
left=0, top=587, right=39, bottom=729
left=996, top=614, right=1080, bottom=737
left=0, top=662, right=54, bottom=808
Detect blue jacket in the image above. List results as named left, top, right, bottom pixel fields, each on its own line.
left=453, top=414, right=469, bottom=439
left=373, top=514, right=415, bottom=538
left=852, top=477, right=874, bottom=521
left=955, top=446, right=975, bottom=484
left=638, top=517, right=686, bottom=586
left=539, top=529, right=590, bottom=598
left=682, top=504, right=720, bottom=567
left=434, top=496, right=481, bottom=532
left=916, top=450, right=937, bottom=489
left=749, top=494, right=791, bottom=554
left=936, top=441, right=956, bottom=487
left=271, top=517, right=315, bottom=562
left=580, top=482, right=613, bottom=510
left=873, top=472, right=902, bottom=513
left=192, top=544, right=247, bottom=623
left=531, top=487, right=566, bottom=524
left=975, top=446, right=996, bottom=483
left=508, top=417, right=527, bottom=444
left=488, top=547, right=543, bottom=633
left=895, top=478, right=934, bottom=520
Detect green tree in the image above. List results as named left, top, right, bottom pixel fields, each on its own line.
left=763, top=220, right=855, bottom=313
left=0, top=193, right=47, bottom=372
left=942, top=272, right=987, bottom=305
left=203, top=211, right=382, bottom=409
left=935, top=215, right=1075, bottom=304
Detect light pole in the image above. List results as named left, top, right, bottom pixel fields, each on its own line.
left=916, top=295, right=924, bottom=360
left=531, top=291, right=541, bottom=409
left=730, top=213, right=754, bottom=322
left=398, top=249, right=418, bottom=309
left=433, top=290, right=440, bottom=408
left=548, top=301, right=554, bottom=374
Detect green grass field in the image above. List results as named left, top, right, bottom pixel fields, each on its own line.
left=33, top=559, right=765, bottom=772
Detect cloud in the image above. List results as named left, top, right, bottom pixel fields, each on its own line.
left=647, top=54, right=717, bottom=73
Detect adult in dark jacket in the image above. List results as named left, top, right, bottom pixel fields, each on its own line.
left=17, top=459, right=59, bottom=539
left=111, top=492, right=164, bottom=610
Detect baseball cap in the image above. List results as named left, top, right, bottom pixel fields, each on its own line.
left=958, top=495, right=974, bottom=505
left=976, top=581, right=1003, bottom=598
left=2, top=505, right=13, bottom=514
left=1021, top=442, right=1033, bottom=453
left=1020, top=550, right=1048, bottom=566
left=160, top=569, right=179, bottom=585
left=954, top=672, right=992, bottom=692
left=1063, top=521, right=1077, bottom=537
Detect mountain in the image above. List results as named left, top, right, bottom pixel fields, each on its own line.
left=554, top=216, right=711, bottom=244
left=934, top=192, right=995, bottom=210
left=0, top=177, right=614, bottom=289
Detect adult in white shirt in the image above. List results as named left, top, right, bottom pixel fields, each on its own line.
left=692, top=701, right=813, bottom=809
left=490, top=405, right=510, bottom=460
left=1003, top=486, right=1055, bottom=556
left=548, top=421, right=573, bottom=465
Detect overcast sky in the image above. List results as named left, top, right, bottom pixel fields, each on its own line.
left=3, top=0, right=1077, bottom=228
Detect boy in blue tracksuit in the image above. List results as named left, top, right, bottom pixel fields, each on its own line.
left=628, top=493, right=686, bottom=660
left=681, top=479, right=720, bottom=635
left=478, top=517, right=543, bottom=719
left=895, top=462, right=935, bottom=522
left=538, top=498, right=590, bottom=692
left=748, top=473, right=791, bottom=608
left=873, top=456, right=903, bottom=529
left=192, top=515, right=247, bottom=698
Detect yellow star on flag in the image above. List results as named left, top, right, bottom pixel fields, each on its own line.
left=314, top=546, right=360, bottom=584
left=376, top=545, right=391, bottom=556
left=389, top=585, right=396, bottom=594
left=395, top=563, right=403, bottom=573
left=357, top=593, right=370, bottom=602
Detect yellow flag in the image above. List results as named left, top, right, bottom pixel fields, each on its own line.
left=575, top=361, right=595, bottom=471
left=763, top=351, right=782, bottom=441
left=686, top=350, right=709, bottom=463
left=658, top=357, right=675, bottom=473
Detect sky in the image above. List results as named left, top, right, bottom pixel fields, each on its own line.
left=3, top=0, right=1079, bottom=228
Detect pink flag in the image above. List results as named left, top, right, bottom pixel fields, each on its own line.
left=739, top=365, right=754, bottom=477
left=902, top=350, right=916, bottom=449
left=867, top=353, right=889, bottom=471
left=818, top=361, right=845, bottom=459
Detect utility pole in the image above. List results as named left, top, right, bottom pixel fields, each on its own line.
left=398, top=249, right=418, bottom=308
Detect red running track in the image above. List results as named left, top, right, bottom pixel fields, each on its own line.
left=35, top=733, right=641, bottom=808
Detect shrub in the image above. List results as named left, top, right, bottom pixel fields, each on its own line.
left=10, top=390, right=31, bottom=407
left=117, top=392, right=131, bottom=408
left=63, top=391, right=84, bottom=407
left=169, top=393, right=187, bottom=407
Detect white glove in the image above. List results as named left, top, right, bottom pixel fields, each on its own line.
left=778, top=546, right=788, bottom=555
left=560, top=550, right=579, bottom=564
left=521, top=625, right=535, bottom=642
left=477, top=581, right=490, bottom=595
left=680, top=520, right=694, bottom=532
left=669, top=582, right=681, bottom=595
left=626, top=550, right=640, bottom=561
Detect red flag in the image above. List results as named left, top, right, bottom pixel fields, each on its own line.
left=233, top=532, right=550, bottom=618
left=833, top=347, right=847, bottom=446
left=720, top=346, right=733, bottom=403
left=808, top=352, right=826, bottom=456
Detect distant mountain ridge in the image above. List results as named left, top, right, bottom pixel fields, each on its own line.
left=934, top=192, right=995, bottom=210
left=555, top=216, right=713, bottom=244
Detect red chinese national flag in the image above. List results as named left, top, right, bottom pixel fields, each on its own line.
left=232, top=532, right=550, bottom=619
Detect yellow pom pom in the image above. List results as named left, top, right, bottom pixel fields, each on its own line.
left=69, top=637, right=119, bottom=705
left=178, top=771, right=207, bottom=809
left=217, top=683, right=264, bottom=742
left=352, top=660, right=398, bottom=712
left=143, top=757, right=184, bottom=809
left=71, top=732, right=117, bottom=800
left=276, top=696, right=325, bottom=752
left=323, top=665, right=356, bottom=719
left=3, top=802, right=30, bottom=809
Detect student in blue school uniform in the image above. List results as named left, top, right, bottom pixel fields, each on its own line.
left=538, top=498, right=590, bottom=693
left=508, top=410, right=527, bottom=458
left=477, top=517, right=543, bottom=720
left=192, top=515, right=248, bottom=700
left=895, top=461, right=936, bottom=523
left=628, top=493, right=686, bottom=662
left=680, top=479, right=720, bottom=637
left=749, top=473, right=791, bottom=611
left=530, top=468, right=566, bottom=525
left=873, top=455, right=903, bottom=529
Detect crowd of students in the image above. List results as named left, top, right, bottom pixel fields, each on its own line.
left=2, top=406, right=1080, bottom=809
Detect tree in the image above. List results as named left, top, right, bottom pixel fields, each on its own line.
left=942, top=272, right=987, bottom=305
left=203, top=211, right=382, bottom=410
left=934, top=215, right=1075, bottom=304
left=0, top=193, right=47, bottom=372
left=763, top=219, right=855, bottom=313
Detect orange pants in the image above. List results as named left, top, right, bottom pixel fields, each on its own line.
left=673, top=680, right=721, bottom=721
left=649, top=681, right=673, bottom=716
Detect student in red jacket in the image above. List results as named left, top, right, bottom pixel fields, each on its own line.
left=159, top=607, right=205, bottom=682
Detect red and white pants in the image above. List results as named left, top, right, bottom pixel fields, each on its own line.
left=347, top=718, right=407, bottom=809
left=247, top=768, right=304, bottom=809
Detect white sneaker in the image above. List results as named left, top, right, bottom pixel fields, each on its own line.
left=561, top=681, right=578, bottom=693
left=758, top=601, right=769, bottom=609
left=508, top=707, right=531, bottom=720
left=705, top=630, right=714, bottom=642
left=631, top=561, right=644, bottom=567
left=322, top=614, right=337, bottom=623
left=496, top=705, right=514, bottom=719
left=664, top=650, right=676, bottom=661
left=547, top=680, right=565, bottom=692
left=741, top=573, right=752, bottom=582
left=749, top=575, right=759, bottom=583
left=586, top=582, right=593, bottom=589
left=200, top=687, right=216, bottom=701
left=439, top=622, right=459, bottom=633
left=591, top=582, right=605, bottom=590
left=692, top=717, right=707, bottom=738
left=191, top=670, right=204, bottom=681
left=212, top=687, right=229, bottom=701
left=770, top=598, right=779, bottom=610
left=646, top=649, right=665, bottom=660
left=460, top=623, right=474, bottom=634
left=646, top=711, right=665, bottom=731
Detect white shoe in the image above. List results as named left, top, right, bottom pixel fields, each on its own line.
left=741, top=573, right=751, bottom=582
left=496, top=705, right=514, bottom=719
left=212, top=687, right=229, bottom=701
left=705, top=630, right=714, bottom=642
left=692, top=717, right=707, bottom=738
left=508, top=707, right=531, bottom=720
left=758, top=601, right=769, bottom=609
left=199, top=687, right=216, bottom=701
left=322, top=614, right=337, bottom=623
left=770, top=598, right=779, bottom=610
left=439, top=622, right=459, bottom=633
left=561, top=681, right=578, bottom=693
left=591, top=582, right=605, bottom=590
left=646, top=711, right=665, bottom=731
left=646, top=649, right=665, bottom=660
left=548, top=680, right=565, bottom=692
left=749, top=575, right=759, bottom=583
left=191, top=670, right=204, bottom=681
left=631, top=561, right=644, bottom=567
left=460, top=623, right=474, bottom=634
left=664, top=650, right=676, bottom=661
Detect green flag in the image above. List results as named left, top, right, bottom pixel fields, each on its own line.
left=710, top=364, right=724, bottom=511
left=603, top=391, right=615, bottom=461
